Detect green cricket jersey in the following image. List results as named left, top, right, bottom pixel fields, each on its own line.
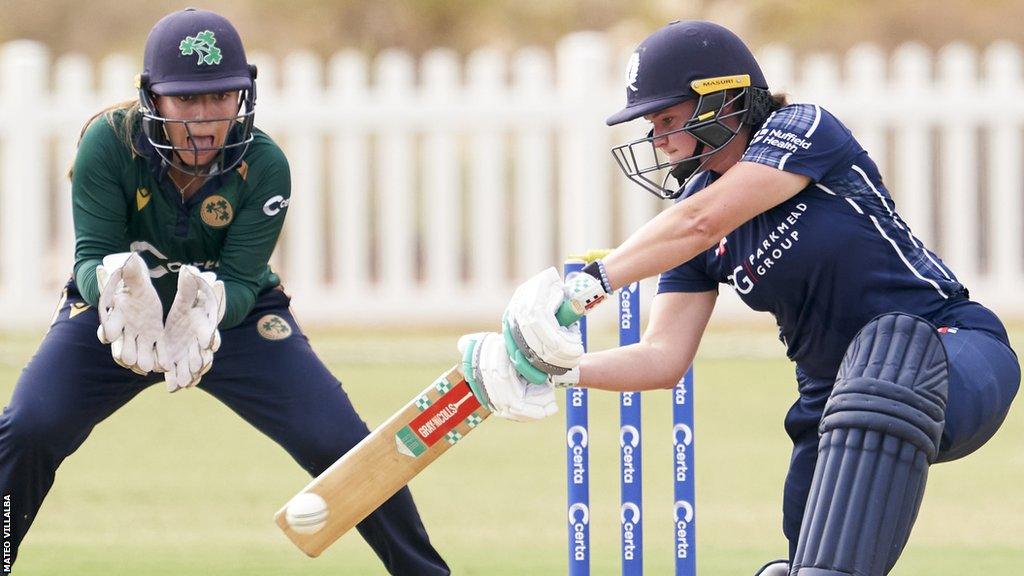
left=71, top=109, right=291, bottom=329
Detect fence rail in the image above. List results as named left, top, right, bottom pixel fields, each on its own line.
left=1, top=34, right=1022, bottom=328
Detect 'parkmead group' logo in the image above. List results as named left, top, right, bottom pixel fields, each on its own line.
left=201, top=195, right=234, bottom=228
left=179, top=30, right=223, bottom=66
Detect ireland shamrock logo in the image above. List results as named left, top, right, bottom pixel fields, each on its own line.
left=179, top=30, right=223, bottom=66
left=257, top=314, right=293, bottom=340
left=205, top=199, right=230, bottom=222
left=200, top=195, right=234, bottom=228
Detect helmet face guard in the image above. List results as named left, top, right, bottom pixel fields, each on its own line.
left=138, top=81, right=256, bottom=177
left=611, top=77, right=770, bottom=200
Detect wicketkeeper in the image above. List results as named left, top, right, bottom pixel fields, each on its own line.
left=0, top=9, right=448, bottom=574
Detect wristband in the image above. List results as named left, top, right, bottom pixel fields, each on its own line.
left=581, top=259, right=613, bottom=294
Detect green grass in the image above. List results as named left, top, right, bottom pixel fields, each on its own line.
left=2, top=325, right=1022, bottom=575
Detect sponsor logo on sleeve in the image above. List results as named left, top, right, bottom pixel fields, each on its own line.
left=756, top=129, right=814, bottom=153
left=263, top=195, right=290, bottom=216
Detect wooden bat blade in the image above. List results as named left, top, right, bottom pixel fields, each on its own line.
left=274, top=365, right=491, bottom=557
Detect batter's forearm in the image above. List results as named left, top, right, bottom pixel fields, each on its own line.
left=602, top=201, right=718, bottom=290
left=578, top=342, right=689, bottom=391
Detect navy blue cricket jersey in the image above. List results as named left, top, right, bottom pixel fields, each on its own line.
left=659, top=103, right=1008, bottom=378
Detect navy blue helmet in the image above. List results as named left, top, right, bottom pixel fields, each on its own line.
left=137, top=8, right=257, bottom=176
left=608, top=21, right=773, bottom=199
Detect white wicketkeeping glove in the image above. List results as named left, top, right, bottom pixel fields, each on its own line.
left=503, top=267, right=606, bottom=384
left=458, top=332, right=558, bottom=422
left=156, top=265, right=226, bottom=392
left=95, top=252, right=163, bottom=375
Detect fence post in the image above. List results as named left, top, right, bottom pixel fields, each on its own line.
left=513, top=47, right=555, bottom=277
left=891, top=43, right=934, bottom=246
left=557, top=33, right=612, bottom=256
left=53, top=53, right=94, bottom=286
left=374, top=49, right=417, bottom=296
left=937, top=42, right=980, bottom=277
left=846, top=44, right=889, bottom=176
left=329, top=50, right=372, bottom=297
left=0, top=41, right=50, bottom=323
left=421, top=48, right=461, bottom=296
left=467, top=48, right=508, bottom=292
left=282, top=51, right=325, bottom=298
left=983, top=41, right=1024, bottom=297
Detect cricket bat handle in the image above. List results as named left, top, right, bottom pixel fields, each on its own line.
left=555, top=299, right=584, bottom=326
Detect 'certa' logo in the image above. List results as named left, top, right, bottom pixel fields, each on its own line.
left=568, top=502, right=590, bottom=526
left=620, top=425, right=639, bottom=484
left=619, top=425, right=640, bottom=448
left=674, top=500, right=694, bottom=559
left=263, top=195, right=290, bottom=216
left=672, top=423, right=693, bottom=447
left=620, top=502, right=641, bottom=525
left=129, top=240, right=218, bottom=278
left=568, top=502, right=590, bottom=562
left=566, top=425, right=588, bottom=448
left=621, top=501, right=641, bottom=560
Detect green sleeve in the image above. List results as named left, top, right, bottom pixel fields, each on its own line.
left=71, top=118, right=132, bottom=307
left=217, top=143, right=291, bottom=328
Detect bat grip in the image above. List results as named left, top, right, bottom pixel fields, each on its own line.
left=555, top=299, right=584, bottom=327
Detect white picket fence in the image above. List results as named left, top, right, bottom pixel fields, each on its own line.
left=0, top=34, right=1022, bottom=328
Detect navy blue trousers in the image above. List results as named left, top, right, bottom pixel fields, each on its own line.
left=782, top=326, right=1020, bottom=560
left=0, top=286, right=449, bottom=575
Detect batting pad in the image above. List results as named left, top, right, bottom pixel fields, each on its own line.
left=792, top=313, right=949, bottom=576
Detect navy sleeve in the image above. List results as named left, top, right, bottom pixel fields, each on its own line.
left=658, top=254, right=717, bottom=294
left=742, top=104, right=856, bottom=182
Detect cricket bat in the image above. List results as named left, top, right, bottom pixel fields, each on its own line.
left=274, top=365, right=490, bottom=557
left=274, top=298, right=588, bottom=557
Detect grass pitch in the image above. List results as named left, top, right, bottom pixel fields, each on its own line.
left=2, top=322, right=1021, bottom=575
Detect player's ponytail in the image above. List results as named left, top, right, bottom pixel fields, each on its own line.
left=67, top=100, right=144, bottom=181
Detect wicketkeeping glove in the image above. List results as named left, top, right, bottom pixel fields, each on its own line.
left=156, top=265, right=226, bottom=392
left=95, top=252, right=163, bottom=375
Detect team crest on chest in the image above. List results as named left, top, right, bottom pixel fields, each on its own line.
left=201, top=195, right=234, bottom=228
left=257, top=314, right=293, bottom=341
